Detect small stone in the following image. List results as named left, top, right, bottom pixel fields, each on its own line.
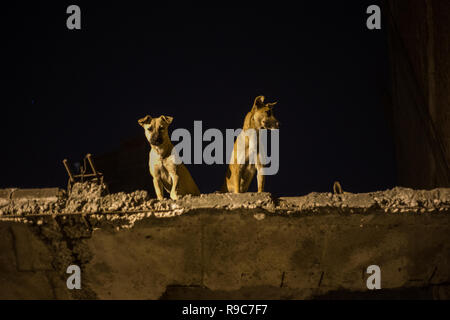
left=253, top=213, right=265, bottom=220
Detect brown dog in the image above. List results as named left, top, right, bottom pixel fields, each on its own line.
left=221, top=95, right=279, bottom=193
left=138, top=115, right=200, bottom=200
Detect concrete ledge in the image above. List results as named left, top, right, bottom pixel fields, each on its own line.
left=0, top=189, right=16, bottom=211
left=0, top=183, right=449, bottom=299
left=11, top=188, right=62, bottom=201
left=0, top=189, right=16, bottom=200
left=0, top=183, right=449, bottom=217
left=0, top=209, right=449, bottom=299
left=0, top=188, right=65, bottom=216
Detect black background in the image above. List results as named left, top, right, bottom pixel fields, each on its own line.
left=5, top=1, right=396, bottom=196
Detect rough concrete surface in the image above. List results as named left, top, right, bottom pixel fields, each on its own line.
left=0, top=182, right=449, bottom=299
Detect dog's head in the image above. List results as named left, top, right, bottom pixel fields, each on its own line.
left=251, top=95, right=280, bottom=129
left=138, top=115, right=173, bottom=146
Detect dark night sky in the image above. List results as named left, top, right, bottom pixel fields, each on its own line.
left=5, top=2, right=396, bottom=196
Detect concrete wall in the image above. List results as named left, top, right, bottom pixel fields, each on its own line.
left=386, top=0, right=450, bottom=188
left=0, top=183, right=449, bottom=299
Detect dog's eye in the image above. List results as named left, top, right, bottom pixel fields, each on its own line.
left=266, top=110, right=272, bottom=116
left=149, top=126, right=154, bottom=131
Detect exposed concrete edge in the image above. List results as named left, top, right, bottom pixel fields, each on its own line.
left=0, top=183, right=449, bottom=220
left=11, top=188, right=63, bottom=200
left=0, top=188, right=62, bottom=200
left=1, top=184, right=449, bottom=299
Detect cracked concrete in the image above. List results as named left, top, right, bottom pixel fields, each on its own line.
left=0, top=182, right=449, bottom=299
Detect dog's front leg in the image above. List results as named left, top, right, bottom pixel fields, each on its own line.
left=165, top=161, right=180, bottom=200
left=257, top=171, right=265, bottom=192
left=153, top=178, right=165, bottom=200
left=256, top=152, right=265, bottom=192
left=231, top=164, right=241, bottom=193
left=169, top=173, right=179, bottom=200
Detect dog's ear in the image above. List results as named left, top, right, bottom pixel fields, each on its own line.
left=266, top=101, right=277, bottom=108
left=252, top=95, right=265, bottom=110
left=161, top=115, right=174, bottom=125
left=138, top=115, right=152, bottom=127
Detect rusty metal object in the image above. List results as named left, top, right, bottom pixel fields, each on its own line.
left=333, top=181, right=344, bottom=195
left=86, top=154, right=98, bottom=177
left=62, top=159, right=74, bottom=183
left=62, top=154, right=105, bottom=193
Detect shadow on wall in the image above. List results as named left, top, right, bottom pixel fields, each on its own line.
left=93, top=136, right=228, bottom=196
left=386, top=0, right=450, bottom=188
left=94, top=136, right=155, bottom=195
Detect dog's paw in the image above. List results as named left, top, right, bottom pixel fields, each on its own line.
left=170, top=191, right=179, bottom=200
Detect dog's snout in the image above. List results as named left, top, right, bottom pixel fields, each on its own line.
left=263, top=119, right=280, bottom=129
left=150, top=133, right=163, bottom=146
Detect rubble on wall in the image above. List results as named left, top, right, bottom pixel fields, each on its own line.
left=0, top=183, right=449, bottom=219
left=278, top=187, right=450, bottom=214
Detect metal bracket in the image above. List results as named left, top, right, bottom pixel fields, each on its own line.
left=333, top=181, right=344, bottom=195
left=63, top=153, right=105, bottom=193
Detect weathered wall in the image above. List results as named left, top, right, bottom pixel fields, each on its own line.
left=386, top=0, right=450, bottom=188
left=0, top=184, right=449, bottom=299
